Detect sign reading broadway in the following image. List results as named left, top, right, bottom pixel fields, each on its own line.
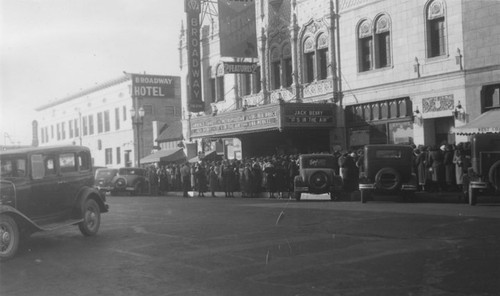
left=131, top=74, right=176, bottom=98
left=189, top=103, right=336, bottom=138
left=185, top=0, right=204, bottom=112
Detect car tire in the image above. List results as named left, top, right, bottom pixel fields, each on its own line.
left=79, top=199, right=101, bottom=236
left=360, top=190, right=370, bottom=203
left=374, top=168, right=401, bottom=191
left=294, top=191, right=301, bottom=201
left=0, top=215, right=20, bottom=260
left=309, top=171, right=329, bottom=191
left=488, top=160, right=500, bottom=191
left=468, top=186, right=477, bottom=206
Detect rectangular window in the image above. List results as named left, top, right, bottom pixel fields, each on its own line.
left=272, top=61, right=281, bottom=89
left=88, top=115, right=94, bottom=135
left=123, top=106, right=127, bottom=122
left=305, top=52, right=315, bottom=82
left=51, top=125, right=54, bottom=139
left=429, top=17, right=446, bottom=57
left=283, top=57, right=293, bottom=87
left=115, top=108, right=120, bottom=130
left=82, top=117, right=88, bottom=136
left=41, top=128, right=45, bottom=144
left=104, top=110, right=110, bottom=132
left=78, top=151, right=91, bottom=171
left=61, top=122, right=66, bottom=140
left=69, top=120, right=74, bottom=138
left=97, top=112, right=103, bottom=133
left=217, top=76, right=225, bottom=101
left=254, top=66, right=261, bottom=93
left=116, top=147, right=121, bottom=164
left=57, top=123, right=61, bottom=140
left=359, top=37, right=373, bottom=71
left=210, top=78, right=216, bottom=103
left=482, top=84, right=500, bottom=111
left=317, top=49, right=328, bottom=80
left=243, top=74, right=252, bottom=96
left=74, top=119, right=79, bottom=137
left=105, top=148, right=113, bottom=165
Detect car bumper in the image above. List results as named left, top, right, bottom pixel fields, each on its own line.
left=359, top=183, right=417, bottom=191
left=295, top=186, right=341, bottom=193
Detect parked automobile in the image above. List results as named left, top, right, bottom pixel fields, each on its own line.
left=293, top=154, right=343, bottom=201
left=358, top=144, right=418, bottom=203
left=463, top=134, right=500, bottom=205
left=0, top=145, right=109, bottom=260
left=113, top=167, right=148, bottom=196
left=94, top=168, right=118, bottom=194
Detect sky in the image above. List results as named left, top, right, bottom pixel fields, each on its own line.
left=0, top=0, right=185, bottom=145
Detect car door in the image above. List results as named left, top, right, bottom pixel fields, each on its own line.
left=28, top=153, right=61, bottom=223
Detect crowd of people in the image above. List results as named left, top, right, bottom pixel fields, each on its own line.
left=143, top=141, right=471, bottom=198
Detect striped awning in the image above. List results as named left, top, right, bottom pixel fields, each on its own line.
left=451, top=109, right=500, bottom=135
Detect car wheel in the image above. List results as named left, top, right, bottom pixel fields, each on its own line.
left=309, top=171, right=329, bottom=191
left=360, top=190, right=370, bottom=203
left=79, top=199, right=101, bottom=236
left=468, top=186, right=477, bottom=206
left=0, top=215, right=20, bottom=260
left=294, top=191, right=301, bottom=201
left=488, top=160, right=500, bottom=191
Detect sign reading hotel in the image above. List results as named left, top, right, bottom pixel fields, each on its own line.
left=185, top=0, right=204, bottom=112
left=131, top=74, right=175, bottom=98
left=218, top=0, right=258, bottom=58
left=223, top=62, right=258, bottom=74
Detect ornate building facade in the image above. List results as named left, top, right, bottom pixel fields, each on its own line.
left=179, top=0, right=500, bottom=158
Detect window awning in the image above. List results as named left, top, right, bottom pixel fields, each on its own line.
left=140, top=148, right=186, bottom=164
left=451, top=109, right=500, bottom=135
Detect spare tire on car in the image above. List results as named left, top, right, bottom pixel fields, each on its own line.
left=115, top=177, right=127, bottom=189
left=374, top=167, right=401, bottom=191
left=309, top=171, right=329, bottom=191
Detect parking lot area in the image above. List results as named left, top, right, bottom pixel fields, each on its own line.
left=2, top=194, right=500, bottom=296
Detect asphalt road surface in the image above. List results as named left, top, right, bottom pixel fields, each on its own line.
left=1, top=193, right=500, bottom=296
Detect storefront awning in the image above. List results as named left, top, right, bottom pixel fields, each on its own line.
left=451, top=109, right=500, bottom=135
left=189, top=102, right=336, bottom=138
left=140, top=148, right=186, bottom=164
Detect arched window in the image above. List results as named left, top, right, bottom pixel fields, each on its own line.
left=303, top=37, right=315, bottom=83
left=358, top=20, right=373, bottom=72
left=426, top=0, right=447, bottom=58
left=317, top=33, right=329, bottom=80
left=374, top=15, right=391, bottom=68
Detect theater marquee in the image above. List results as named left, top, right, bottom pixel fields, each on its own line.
left=189, top=103, right=336, bottom=138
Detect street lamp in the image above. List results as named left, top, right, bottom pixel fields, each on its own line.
left=131, top=106, right=145, bottom=167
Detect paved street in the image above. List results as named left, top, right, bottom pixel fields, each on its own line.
left=1, top=193, right=500, bottom=296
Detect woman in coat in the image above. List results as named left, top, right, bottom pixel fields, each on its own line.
left=427, top=145, right=445, bottom=192
left=208, top=166, right=219, bottom=197
left=453, top=143, right=465, bottom=191
left=195, top=162, right=208, bottom=197
left=443, top=144, right=456, bottom=191
left=415, top=145, right=428, bottom=191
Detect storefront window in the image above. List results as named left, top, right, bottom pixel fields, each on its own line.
left=388, top=121, right=413, bottom=144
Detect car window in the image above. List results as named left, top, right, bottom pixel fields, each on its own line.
left=60, top=153, right=77, bottom=173
left=302, top=157, right=335, bottom=169
left=31, top=154, right=45, bottom=179
left=1, top=159, right=14, bottom=177
left=119, top=168, right=143, bottom=176
left=78, top=151, right=91, bottom=171
left=45, top=156, right=57, bottom=176
left=96, top=170, right=116, bottom=178
left=375, top=150, right=402, bottom=159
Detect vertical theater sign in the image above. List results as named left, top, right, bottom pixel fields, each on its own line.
left=185, top=0, right=204, bottom=112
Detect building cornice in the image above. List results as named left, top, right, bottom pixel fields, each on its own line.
left=35, top=74, right=131, bottom=111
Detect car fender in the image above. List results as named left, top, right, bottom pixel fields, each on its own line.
left=0, top=205, right=45, bottom=232
left=73, top=186, right=109, bottom=219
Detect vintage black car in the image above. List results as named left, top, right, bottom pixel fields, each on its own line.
left=0, top=145, right=108, bottom=260
left=112, top=167, right=148, bottom=196
left=94, top=168, right=119, bottom=194
left=463, top=134, right=500, bottom=205
left=358, top=144, right=417, bottom=203
left=293, top=154, right=343, bottom=201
